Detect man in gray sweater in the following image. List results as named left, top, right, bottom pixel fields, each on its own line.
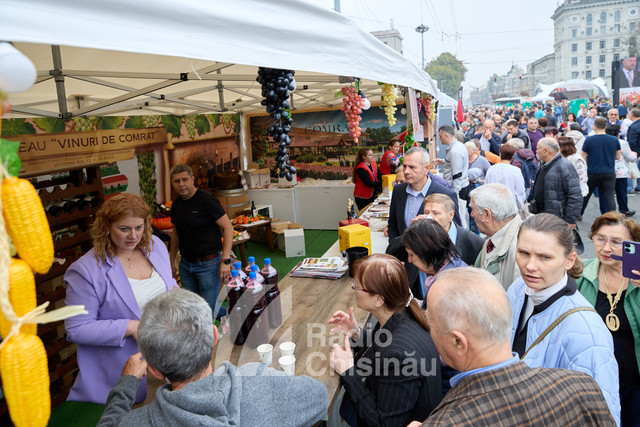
left=98, top=289, right=328, bottom=427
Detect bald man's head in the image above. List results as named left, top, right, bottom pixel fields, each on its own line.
left=427, top=267, right=513, bottom=368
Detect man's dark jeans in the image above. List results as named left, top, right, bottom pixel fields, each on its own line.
left=582, top=172, right=617, bottom=215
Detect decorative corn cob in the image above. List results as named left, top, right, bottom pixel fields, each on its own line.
left=0, top=333, right=51, bottom=427
left=1, top=177, right=53, bottom=274
left=0, top=259, right=37, bottom=338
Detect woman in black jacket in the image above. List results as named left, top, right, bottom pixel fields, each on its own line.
left=329, top=254, right=442, bottom=427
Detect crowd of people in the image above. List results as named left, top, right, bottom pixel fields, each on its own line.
left=59, top=97, right=640, bottom=426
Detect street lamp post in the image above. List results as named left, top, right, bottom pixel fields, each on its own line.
left=415, top=24, right=429, bottom=70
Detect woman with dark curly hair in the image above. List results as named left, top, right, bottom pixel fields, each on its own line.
left=64, top=193, right=177, bottom=404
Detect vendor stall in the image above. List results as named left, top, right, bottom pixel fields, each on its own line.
left=0, top=1, right=440, bottom=423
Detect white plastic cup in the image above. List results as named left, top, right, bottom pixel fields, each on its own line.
left=279, top=355, right=296, bottom=376
left=279, top=341, right=296, bottom=356
left=257, top=343, right=273, bottom=365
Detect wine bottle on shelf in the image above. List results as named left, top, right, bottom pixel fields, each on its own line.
left=48, top=200, right=76, bottom=214
left=85, top=195, right=101, bottom=208
left=64, top=197, right=89, bottom=211
left=250, top=201, right=257, bottom=217
left=44, top=202, right=63, bottom=217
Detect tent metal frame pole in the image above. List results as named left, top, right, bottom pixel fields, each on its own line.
left=216, top=69, right=226, bottom=111
left=51, top=45, right=69, bottom=119
left=68, top=75, right=222, bottom=112
left=9, top=105, right=60, bottom=118
left=295, top=91, right=334, bottom=107
left=69, top=79, right=182, bottom=116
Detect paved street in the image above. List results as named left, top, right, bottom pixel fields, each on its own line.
left=577, top=189, right=640, bottom=259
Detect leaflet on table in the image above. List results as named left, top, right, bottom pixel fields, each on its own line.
left=289, top=263, right=348, bottom=280
left=297, top=257, right=345, bottom=271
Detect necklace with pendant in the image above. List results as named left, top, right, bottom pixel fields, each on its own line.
left=123, top=250, right=135, bottom=269
left=603, top=269, right=627, bottom=332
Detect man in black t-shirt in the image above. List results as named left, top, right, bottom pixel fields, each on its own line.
left=169, top=164, right=234, bottom=317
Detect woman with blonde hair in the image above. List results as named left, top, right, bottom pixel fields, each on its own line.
left=508, top=213, right=620, bottom=424
left=64, top=193, right=178, bottom=404
left=329, top=254, right=442, bottom=427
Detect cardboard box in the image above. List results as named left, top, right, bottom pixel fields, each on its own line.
left=243, top=168, right=270, bottom=189
left=338, top=224, right=371, bottom=254
left=382, top=174, right=396, bottom=192
left=278, top=172, right=297, bottom=187
left=259, top=171, right=272, bottom=187
left=338, top=218, right=369, bottom=228
left=276, top=228, right=306, bottom=257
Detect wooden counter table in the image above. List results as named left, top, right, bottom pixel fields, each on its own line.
left=212, top=270, right=368, bottom=411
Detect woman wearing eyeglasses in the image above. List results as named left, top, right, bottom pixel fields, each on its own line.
left=328, top=254, right=442, bottom=427
left=575, top=211, right=640, bottom=426
left=507, top=213, right=621, bottom=425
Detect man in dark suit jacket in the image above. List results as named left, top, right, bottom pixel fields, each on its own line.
left=627, top=109, right=640, bottom=192
left=617, top=56, right=640, bottom=88
left=627, top=108, right=640, bottom=154
left=387, top=147, right=460, bottom=240
left=407, top=268, right=616, bottom=427
left=409, top=193, right=483, bottom=266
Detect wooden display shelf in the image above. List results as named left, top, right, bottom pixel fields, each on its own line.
left=38, top=319, right=63, bottom=337
left=36, top=255, right=77, bottom=285
left=53, top=229, right=91, bottom=252
left=37, top=286, right=66, bottom=306
left=45, top=338, right=74, bottom=358
left=37, top=180, right=102, bottom=203
left=47, top=206, right=99, bottom=228
left=49, top=358, right=78, bottom=382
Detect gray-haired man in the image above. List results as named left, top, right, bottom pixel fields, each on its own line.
left=407, top=268, right=615, bottom=426
left=98, top=289, right=328, bottom=427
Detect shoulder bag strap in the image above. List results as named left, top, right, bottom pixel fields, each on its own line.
left=521, top=306, right=597, bottom=360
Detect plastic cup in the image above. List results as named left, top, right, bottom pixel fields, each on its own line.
left=257, top=343, right=273, bottom=365
left=279, top=355, right=296, bottom=376
left=279, top=341, right=296, bottom=356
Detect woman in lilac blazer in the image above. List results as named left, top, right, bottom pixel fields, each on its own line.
left=64, top=194, right=178, bottom=404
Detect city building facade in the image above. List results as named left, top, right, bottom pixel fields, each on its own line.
left=552, top=0, right=640, bottom=83
left=370, top=29, right=403, bottom=54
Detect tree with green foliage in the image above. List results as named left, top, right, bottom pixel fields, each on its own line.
left=424, top=52, right=467, bottom=98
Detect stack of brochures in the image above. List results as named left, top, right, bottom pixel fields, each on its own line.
left=289, top=257, right=348, bottom=280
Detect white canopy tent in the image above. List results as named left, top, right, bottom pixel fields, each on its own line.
left=436, top=91, right=457, bottom=108
left=534, top=78, right=609, bottom=101
left=0, top=0, right=438, bottom=119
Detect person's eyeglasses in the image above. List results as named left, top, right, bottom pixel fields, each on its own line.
left=351, top=283, right=371, bottom=293
left=593, top=236, right=623, bottom=249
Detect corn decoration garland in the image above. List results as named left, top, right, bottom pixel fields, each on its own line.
left=1, top=177, right=54, bottom=274
left=0, top=163, right=87, bottom=427
left=0, top=259, right=37, bottom=337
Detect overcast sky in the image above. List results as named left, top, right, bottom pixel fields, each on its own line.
left=309, top=0, right=559, bottom=90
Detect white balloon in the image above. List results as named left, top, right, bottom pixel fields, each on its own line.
left=288, top=79, right=297, bottom=92
left=400, top=108, right=407, bottom=115
left=363, top=98, right=371, bottom=110
left=0, top=43, right=36, bottom=93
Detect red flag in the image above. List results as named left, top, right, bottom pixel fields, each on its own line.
left=456, top=87, right=464, bottom=123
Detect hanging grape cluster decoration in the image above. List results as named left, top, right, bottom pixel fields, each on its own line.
left=380, top=83, right=398, bottom=127
left=257, top=67, right=296, bottom=181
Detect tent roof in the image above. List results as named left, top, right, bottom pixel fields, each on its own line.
left=536, top=78, right=609, bottom=100
left=0, top=0, right=438, bottom=119
left=437, top=91, right=458, bottom=107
